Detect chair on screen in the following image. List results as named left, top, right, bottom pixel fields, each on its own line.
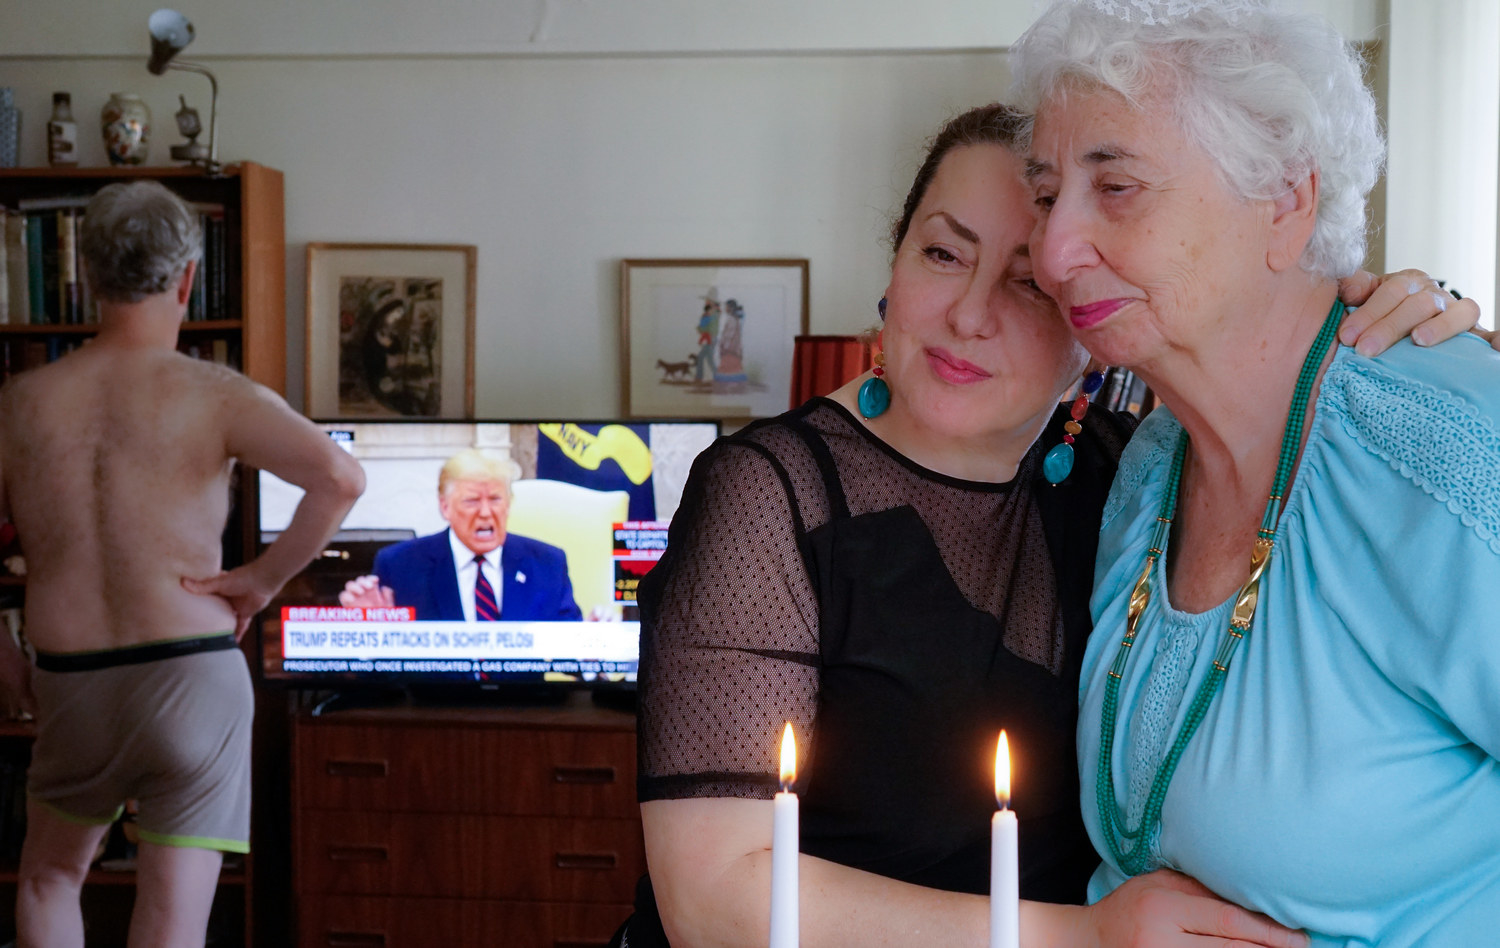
left=507, top=479, right=630, bottom=620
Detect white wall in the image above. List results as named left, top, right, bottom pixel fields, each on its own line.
left=4, top=51, right=1009, bottom=414
left=1383, top=0, right=1499, bottom=328
left=2, top=0, right=1413, bottom=417
left=0, top=0, right=1380, bottom=56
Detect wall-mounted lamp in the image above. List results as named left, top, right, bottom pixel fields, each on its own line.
left=147, top=9, right=219, bottom=172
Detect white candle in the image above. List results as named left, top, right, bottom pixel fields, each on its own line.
left=990, top=730, right=1019, bottom=948
left=770, top=722, right=799, bottom=948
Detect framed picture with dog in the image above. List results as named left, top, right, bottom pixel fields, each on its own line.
left=620, top=258, right=809, bottom=419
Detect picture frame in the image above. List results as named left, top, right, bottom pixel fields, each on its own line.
left=306, top=243, right=476, bottom=419
left=621, top=258, right=809, bottom=419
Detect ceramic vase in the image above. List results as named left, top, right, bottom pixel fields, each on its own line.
left=101, top=93, right=151, bottom=166
left=0, top=88, right=19, bottom=168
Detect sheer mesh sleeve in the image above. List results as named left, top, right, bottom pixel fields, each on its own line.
left=636, top=437, right=822, bottom=801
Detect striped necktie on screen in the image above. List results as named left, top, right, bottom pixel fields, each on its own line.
left=474, top=556, right=500, bottom=621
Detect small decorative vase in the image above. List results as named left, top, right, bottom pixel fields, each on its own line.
left=0, top=88, right=20, bottom=168
left=101, top=93, right=151, bottom=166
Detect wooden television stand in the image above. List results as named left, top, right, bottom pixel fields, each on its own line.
left=292, top=691, right=642, bottom=947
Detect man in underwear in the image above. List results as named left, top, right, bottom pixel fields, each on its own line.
left=0, top=180, right=365, bottom=947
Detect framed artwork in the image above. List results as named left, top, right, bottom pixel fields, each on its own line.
left=621, top=258, right=809, bottom=419
left=306, top=243, right=476, bottom=419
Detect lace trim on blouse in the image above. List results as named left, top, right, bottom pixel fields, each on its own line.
left=1102, top=408, right=1181, bottom=531
left=1323, top=359, right=1500, bottom=556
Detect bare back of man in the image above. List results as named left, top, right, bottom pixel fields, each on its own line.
left=1, top=346, right=250, bottom=652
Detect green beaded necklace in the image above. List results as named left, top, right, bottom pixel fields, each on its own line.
left=1096, top=298, right=1345, bottom=876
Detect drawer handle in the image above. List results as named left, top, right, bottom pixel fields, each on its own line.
left=326, top=845, right=390, bottom=863
left=326, top=933, right=386, bottom=947
left=555, top=850, right=618, bottom=871
left=553, top=765, right=616, bottom=785
left=326, top=758, right=390, bottom=778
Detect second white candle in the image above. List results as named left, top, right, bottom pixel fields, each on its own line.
left=770, top=722, right=799, bottom=948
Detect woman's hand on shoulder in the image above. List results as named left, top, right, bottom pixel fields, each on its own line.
left=1336, top=268, right=1483, bottom=355
left=1080, top=870, right=1308, bottom=948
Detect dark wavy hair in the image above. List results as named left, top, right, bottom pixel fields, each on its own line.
left=890, top=102, right=1031, bottom=252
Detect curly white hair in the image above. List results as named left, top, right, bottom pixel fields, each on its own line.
left=1010, top=0, right=1384, bottom=279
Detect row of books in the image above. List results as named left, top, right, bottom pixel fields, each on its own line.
left=0, top=196, right=234, bottom=326
left=0, top=334, right=242, bottom=385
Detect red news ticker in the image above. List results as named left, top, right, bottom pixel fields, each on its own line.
left=281, top=606, right=415, bottom=622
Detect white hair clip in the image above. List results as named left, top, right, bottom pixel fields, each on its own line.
left=1058, top=0, right=1265, bottom=26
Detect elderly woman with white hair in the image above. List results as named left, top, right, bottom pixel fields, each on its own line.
left=1014, top=1, right=1500, bottom=945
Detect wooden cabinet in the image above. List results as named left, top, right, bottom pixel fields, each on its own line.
left=0, top=163, right=286, bottom=947
left=293, top=696, right=644, bottom=948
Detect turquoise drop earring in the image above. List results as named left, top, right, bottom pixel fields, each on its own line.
left=1043, top=369, right=1104, bottom=484
left=858, top=304, right=891, bottom=419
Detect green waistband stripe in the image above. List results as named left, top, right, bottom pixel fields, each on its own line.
left=135, top=828, right=250, bottom=854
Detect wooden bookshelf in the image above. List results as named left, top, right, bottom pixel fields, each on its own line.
left=0, top=163, right=285, bottom=392
left=0, top=163, right=286, bottom=947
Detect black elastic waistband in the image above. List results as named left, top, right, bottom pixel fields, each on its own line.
left=34, top=633, right=237, bottom=673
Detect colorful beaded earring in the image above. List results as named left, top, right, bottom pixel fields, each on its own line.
left=1043, top=369, right=1104, bottom=484
left=858, top=300, right=891, bottom=418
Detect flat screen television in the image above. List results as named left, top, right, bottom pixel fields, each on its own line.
left=255, top=419, right=718, bottom=696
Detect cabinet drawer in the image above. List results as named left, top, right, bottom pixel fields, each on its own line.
left=299, top=895, right=630, bottom=948
left=299, top=811, right=645, bottom=903
left=296, top=724, right=636, bottom=817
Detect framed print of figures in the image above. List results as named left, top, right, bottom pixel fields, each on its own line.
left=306, top=243, right=476, bottom=419
left=621, top=258, right=809, bottom=419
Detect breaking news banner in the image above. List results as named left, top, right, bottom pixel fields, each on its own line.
left=279, top=607, right=639, bottom=676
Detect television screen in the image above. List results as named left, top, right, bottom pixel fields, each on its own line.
left=256, top=419, right=718, bottom=689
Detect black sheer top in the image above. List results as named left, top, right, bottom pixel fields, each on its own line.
left=625, top=398, right=1133, bottom=944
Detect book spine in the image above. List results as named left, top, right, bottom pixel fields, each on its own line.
left=59, top=209, right=80, bottom=325
left=80, top=259, right=95, bottom=324
left=4, top=213, right=27, bottom=323
left=22, top=339, right=47, bottom=370
left=0, top=208, right=8, bottom=325
left=15, top=195, right=92, bottom=212
left=209, top=213, right=226, bottom=320
left=190, top=246, right=206, bottom=322
left=26, top=215, right=45, bottom=325
left=38, top=212, right=60, bottom=325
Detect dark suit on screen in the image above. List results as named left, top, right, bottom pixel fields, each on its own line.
left=372, top=529, right=582, bottom=621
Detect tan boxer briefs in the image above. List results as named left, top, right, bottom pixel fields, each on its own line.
left=27, top=634, right=253, bottom=853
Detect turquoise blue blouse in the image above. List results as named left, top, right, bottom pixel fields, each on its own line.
left=1080, top=336, right=1500, bottom=947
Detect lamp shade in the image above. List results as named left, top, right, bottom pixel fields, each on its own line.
left=147, top=9, right=195, bottom=74
left=789, top=335, right=874, bottom=409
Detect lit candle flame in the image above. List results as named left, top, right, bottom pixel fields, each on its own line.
left=995, top=730, right=1011, bottom=811
left=779, top=722, right=797, bottom=792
